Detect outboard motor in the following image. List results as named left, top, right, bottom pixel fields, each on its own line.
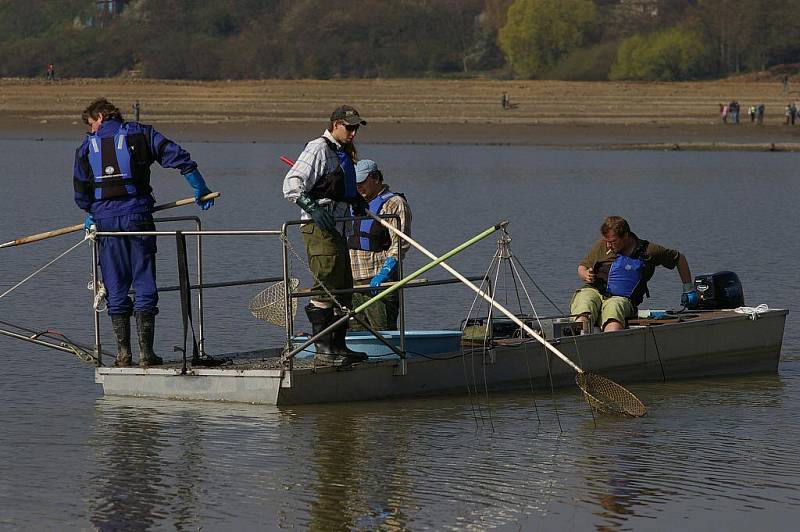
left=693, top=271, right=744, bottom=310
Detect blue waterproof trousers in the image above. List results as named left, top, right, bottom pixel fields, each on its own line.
left=96, top=213, right=159, bottom=316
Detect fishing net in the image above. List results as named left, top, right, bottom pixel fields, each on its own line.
left=576, top=372, right=647, bottom=417
left=249, top=278, right=300, bottom=328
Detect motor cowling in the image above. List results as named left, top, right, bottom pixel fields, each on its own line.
left=693, top=271, right=745, bottom=309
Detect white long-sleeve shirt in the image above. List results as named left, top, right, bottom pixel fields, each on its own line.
left=282, top=130, right=351, bottom=233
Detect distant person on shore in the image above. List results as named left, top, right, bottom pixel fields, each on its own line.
left=757, top=104, right=765, bottom=124
left=282, top=105, right=369, bottom=366
left=729, top=101, right=740, bottom=124
left=748, top=105, right=756, bottom=123
left=132, top=100, right=141, bottom=122
left=73, top=97, right=215, bottom=368
left=570, top=216, right=696, bottom=333
left=721, top=103, right=728, bottom=123
left=46, top=63, right=55, bottom=81
left=501, top=92, right=510, bottom=110
left=348, top=159, right=412, bottom=331
left=785, top=103, right=797, bottom=125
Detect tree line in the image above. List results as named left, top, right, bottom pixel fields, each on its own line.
left=0, top=0, right=797, bottom=81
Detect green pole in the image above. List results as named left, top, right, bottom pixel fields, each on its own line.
left=282, top=220, right=507, bottom=362
left=353, top=220, right=508, bottom=314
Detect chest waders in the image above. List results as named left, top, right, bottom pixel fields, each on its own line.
left=303, top=139, right=368, bottom=366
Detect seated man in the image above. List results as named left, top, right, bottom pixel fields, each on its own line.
left=570, top=216, right=697, bottom=332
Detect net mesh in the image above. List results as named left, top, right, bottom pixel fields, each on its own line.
left=249, top=278, right=300, bottom=327
left=576, top=372, right=647, bottom=417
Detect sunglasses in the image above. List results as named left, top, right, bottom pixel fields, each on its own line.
left=344, top=124, right=360, bottom=132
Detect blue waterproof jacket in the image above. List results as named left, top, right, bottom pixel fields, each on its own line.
left=73, top=119, right=197, bottom=218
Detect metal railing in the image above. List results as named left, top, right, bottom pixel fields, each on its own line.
left=91, top=214, right=477, bottom=371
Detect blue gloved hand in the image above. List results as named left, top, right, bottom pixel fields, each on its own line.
left=369, top=256, right=398, bottom=295
left=84, top=213, right=95, bottom=231
left=681, top=282, right=699, bottom=309
left=296, top=193, right=334, bottom=233
left=183, top=169, right=214, bottom=210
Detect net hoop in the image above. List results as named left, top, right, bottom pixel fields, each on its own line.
left=576, top=372, right=647, bottom=418
left=249, top=278, right=300, bottom=328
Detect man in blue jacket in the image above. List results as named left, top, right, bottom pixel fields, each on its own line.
left=73, top=98, right=215, bottom=367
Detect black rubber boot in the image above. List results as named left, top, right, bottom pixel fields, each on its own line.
left=333, top=325, right=368, bottom=363
left=111, top=314, right=132, bottom=367
left=135, top=312, right=163, bottom=367
left=305, top=304, right=349, bottom=366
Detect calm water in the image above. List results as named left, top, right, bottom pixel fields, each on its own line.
left=0, top=136, right=799, bottom=530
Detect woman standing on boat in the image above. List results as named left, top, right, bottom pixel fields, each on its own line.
left=73, top=98, right=215, bottom=367
left=570, top=216, right=697, bottom=333
left=282, top=105, right=369, bottom=366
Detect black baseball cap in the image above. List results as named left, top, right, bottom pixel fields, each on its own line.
left=330, top=105, right=367, bottom=126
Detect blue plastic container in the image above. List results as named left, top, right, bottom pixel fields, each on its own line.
left=293, top=330, right=463, bottom=359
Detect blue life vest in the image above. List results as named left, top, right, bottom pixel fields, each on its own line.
left=86, top=123, right=141, bottom=200
left=336, top=150, right=357, bottom=200
left=606, top=255, right=645, bottom=298
left=599, top=239, right=651, bottom=306
left=308, top=137, right=359, bottom=202
left=348, top=191, right=398, bottom=251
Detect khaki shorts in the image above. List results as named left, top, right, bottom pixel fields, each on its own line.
left=570, top=287, right=634, bottom=328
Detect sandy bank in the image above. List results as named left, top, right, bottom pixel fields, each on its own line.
left=2, top=78, right=800, bottom=149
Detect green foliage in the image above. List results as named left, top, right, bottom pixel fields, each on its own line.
left=0, top=0, right=797, bottom=79
left=544, top=42, right=620, bottom=81
left=498, top=0, right=598, bottom=78
left=609, top=27, right=712, bottom=81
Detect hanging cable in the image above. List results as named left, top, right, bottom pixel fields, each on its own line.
left=0, top=236, right=89, bottom=301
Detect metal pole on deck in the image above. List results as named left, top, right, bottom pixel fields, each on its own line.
left=196, top=218, right=205, bottom=356
left=281, top=223, right=294, bottom=371
left=92, top=238, right=102, bottom=366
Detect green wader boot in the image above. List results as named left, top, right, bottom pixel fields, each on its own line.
left=111, top=314, right=132, bottom=367
left=306, top=304, right=350, bottom=366
left=332, top=323, right=368, bottom=363
left=135, top=312, right=163, bottom=367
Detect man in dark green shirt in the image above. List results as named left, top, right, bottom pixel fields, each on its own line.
left=570, top=216, right=696, bottom=332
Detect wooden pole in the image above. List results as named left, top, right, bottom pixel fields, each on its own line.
left=0, top=192, right=220, bottom=249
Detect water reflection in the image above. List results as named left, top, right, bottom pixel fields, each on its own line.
left=55, top=370, right=800, bottom=529
left=89, top=402, right=168, bottom=530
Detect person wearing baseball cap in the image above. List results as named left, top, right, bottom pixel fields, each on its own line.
left=282, top=104, right=369, bottom=366
left=347, top=159, right=412, bottom=331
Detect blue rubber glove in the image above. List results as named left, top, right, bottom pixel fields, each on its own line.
left=296, top=193, right=334, bottom=233
left=369, top=256, right=398, bottom=295
left=681, top=282, right=699, bottom=309
left=84, top=213, right=95, bottom=231
left=183, top=169, right=214, bottom=210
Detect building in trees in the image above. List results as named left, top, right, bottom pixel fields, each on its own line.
left=97, top=0, right=126, bottom=16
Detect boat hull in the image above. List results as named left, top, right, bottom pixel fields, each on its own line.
left=95, top=309, right=787, bottom=405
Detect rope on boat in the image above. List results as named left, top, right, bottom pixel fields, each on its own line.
left=460, top=228, right=558, bottom=428
left=734, top=304, right=770, bottom=320
left=87, top=275, right=107, bottom=312
left=0, top=235, right=89, bottom=301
